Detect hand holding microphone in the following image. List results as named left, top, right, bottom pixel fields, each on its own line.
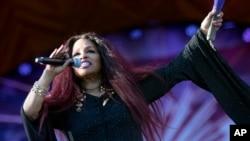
left=35, top=57, right=81, bottom=68
left=206, top=0, right=225, bottom=41
left=35, top=45, right=82, bottom=79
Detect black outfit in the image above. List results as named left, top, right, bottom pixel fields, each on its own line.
left=21, top=29, right=250, bottom=141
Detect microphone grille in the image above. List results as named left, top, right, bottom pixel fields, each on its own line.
left=72, top=58, right=81, bottom=68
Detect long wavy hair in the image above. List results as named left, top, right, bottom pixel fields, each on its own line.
left=42, top=32, right=166, bottom=141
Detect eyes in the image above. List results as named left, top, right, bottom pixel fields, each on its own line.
left=87, top=50, right=96, bottom=53
left=72, top=49, right=97, bottom=57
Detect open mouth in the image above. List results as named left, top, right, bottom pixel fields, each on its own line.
left=80, top=61, right=91, bottom=69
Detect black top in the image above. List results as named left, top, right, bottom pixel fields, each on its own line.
left=52, top=94, right=143, bottom=141
left=21, top=29, right=250, bottom=141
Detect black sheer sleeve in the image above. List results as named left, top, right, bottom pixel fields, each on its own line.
left=140, top=29, right=210, bottom=102
left=183, top=29, right=250, bottom=124
left=20, top=107, right=57, bottom=141
left=140, top=29, right=250, bottom=124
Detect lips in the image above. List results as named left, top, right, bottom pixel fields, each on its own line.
left=80, top=61, right=91, bottom=69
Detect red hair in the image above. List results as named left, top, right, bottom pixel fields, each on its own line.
left=41, top=32, right=166, bottom=140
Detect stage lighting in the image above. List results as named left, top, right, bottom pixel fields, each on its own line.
left=129, top=28, right=143, bottom=40
left=185, top=24, right=198, bottom=37
left=222, top=21, right=236, bottom=29
left=242, top=27, right=250, bottom=43
left=18, top=62, right=32, bottom=76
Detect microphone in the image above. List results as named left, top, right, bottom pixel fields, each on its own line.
left=207, top=0, right=225, bottom=41
left=35, top=57, right=81, bottom=68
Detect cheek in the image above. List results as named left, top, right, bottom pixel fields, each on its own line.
left=72, top=68, right=82, bottom=77
left=94, top=56, right=102, bottom=70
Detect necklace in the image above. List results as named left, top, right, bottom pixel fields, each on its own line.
left=75, top=86, right=115, bottom=112
left=75, top=92, right=86, bottom=112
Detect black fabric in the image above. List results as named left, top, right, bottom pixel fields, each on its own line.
left=52, top=94, right=142, bottom=141
left=185, top=30, right=250, bottom=124
left=141, top=29, right=250, bottom=124
left=21, top=29, right=250, bottom=141
left=20, top=108, right=57, bottom=141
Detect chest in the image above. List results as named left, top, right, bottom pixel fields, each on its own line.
left=64, top=94, right=140, bottom=140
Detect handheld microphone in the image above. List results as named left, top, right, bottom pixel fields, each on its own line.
left=35, top=57, right=81, bottom=68
left=207, top=0, right=225, bottom=41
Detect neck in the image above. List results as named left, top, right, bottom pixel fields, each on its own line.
left=84, top=81, right=104, bottom=97
left=81, top=75, right=104, bottom=96
left=86, top=84, right=100, bottom=90
left=85, top=80, right=101, bottom=89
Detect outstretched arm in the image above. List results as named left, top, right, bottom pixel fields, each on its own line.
left=181, top=12, right=250, bottom=124
left=140, top=11, right=224, bottom=102
left=141, top=11, right=250, bottom=124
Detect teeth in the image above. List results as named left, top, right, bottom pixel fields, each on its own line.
left=81, top=62, right=90, bottom=68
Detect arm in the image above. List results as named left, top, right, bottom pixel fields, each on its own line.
left=20, top=108, right=57, bottom=141
left=22, top=70, right=55, bottom=120
left=185, top=11, right=250, bottom=124
left=139, top=11, right=222, bottom=102
left=22, top=45, right=71, bottom=120
left=21, top=45, right=71, bottom=140
left=183, top=27, right=250, bottom=124
left=141, top=11, right=250, bottom=124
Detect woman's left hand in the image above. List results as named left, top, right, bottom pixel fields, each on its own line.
left=200, top=10, right=224, bottom=35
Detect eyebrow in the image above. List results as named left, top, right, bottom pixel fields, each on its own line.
left=72, top=45, right=96, bottom=53
left=84, top=46, right=95, bottom=49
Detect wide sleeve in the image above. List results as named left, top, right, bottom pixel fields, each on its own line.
left=183, top=29, right=250, bottom=124
left=140, top=29, right=250, bottom=124
left=140, top=29, right=210, bottom=102
left=20, top=107, right=57, bottom=141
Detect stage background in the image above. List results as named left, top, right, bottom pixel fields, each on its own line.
left=0, top=0, right=250, bottom=141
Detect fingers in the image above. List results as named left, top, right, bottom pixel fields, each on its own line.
left=213, top=12, right=224, bottom=29
left=207, top=11, right=223, bottom=28
left=200, top=10, right=224, bottom=36
left=213, top=19, right=223, bottom=27
left=49, top=48, right=58, bottom=58
left=49, top=45, right=65, bottom=58
left=44, top=45, right=70, bottom=74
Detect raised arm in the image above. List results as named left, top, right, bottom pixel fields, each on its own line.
left=141, top=11, right=250, bottom=124
left=22, top=45, right=71, bottom=120
left=139, top=11, right=224, bottom=102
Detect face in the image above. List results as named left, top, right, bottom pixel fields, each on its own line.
left=72, top=38, right=101, bottom=79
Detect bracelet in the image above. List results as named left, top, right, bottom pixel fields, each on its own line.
left=31, top=81, right=48, bottom=97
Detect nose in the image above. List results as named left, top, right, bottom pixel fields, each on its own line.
left=79, top=52, right=88, bottom=60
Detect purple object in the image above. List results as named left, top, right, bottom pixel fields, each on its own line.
left=213, top=0, right=225, bottom=12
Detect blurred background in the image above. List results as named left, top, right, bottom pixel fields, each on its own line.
left=0, top=0, right=250, bottom=141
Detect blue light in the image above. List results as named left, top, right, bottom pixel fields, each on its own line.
left=185, top=24, right=198, bottom=37
left=242, top=28, right=250, bottom=43
left=223, top=21, right=236, bottom=29
left=18, top=62, right=32, bottom=76
left=129, top=28, right=143, bottom=40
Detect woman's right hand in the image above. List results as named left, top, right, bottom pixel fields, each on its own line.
left=44, top=45, right=72, bottom=77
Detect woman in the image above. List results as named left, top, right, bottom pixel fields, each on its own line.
left=21, top=10, right=250, bottom=141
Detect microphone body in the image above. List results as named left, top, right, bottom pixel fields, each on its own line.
left=35, top=57, right=81, bottom=68
left=207, top=0, right=225, bottom=41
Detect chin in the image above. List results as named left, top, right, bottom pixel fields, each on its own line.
left=74, top=70, right=89, bottom=77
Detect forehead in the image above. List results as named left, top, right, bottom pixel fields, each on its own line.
left=74, top=39, right=94, bottom=47
left=72, top=39, right=96, bottom=51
